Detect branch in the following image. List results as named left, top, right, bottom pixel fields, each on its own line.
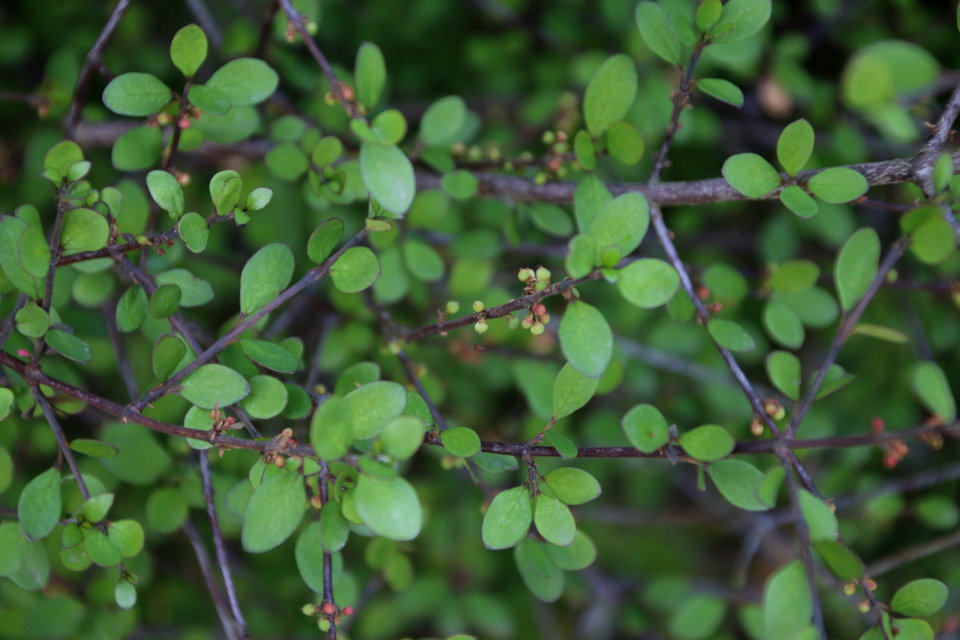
left=182, top=519, right=241, bottom=640
left=866, top=528, right=960, bottom=577
left=788, top=237, right=910, bottom=436
left=65, top=0, right=132, bottom=138
left=0, top=293, right=29, bottom=352
left=130, top=230, right=366, bottom=412
left=649, top=40, right=707, bottom=183
left=913, top=79, right=960, bottom=198
left=33, top=388, right=90, bottom=501
left=319, top=462, right=337, bottom=640
left=783, top=467, right=827, bottom=640
left=199, top=453, right=248, bottom=639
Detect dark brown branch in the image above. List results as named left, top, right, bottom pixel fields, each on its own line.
left=319, top=462, right=337, bottom=640
left=254, top=0, right=280, bottom=59
left=277, top=0, right=361, bottom=119
left=866, top=528, right=960, bottom=577
left=182, top=519, right=241, bottom=640
left=65, top=0, right=132, bottom=138
left=199, top=453, right=248, bottom=639
left=783, top=467, right=827, bottom=640
left=33, top=389, right=90, bottom=501
left=32, top=186, right=69, bottom=362
left=0, top=293, right=29, bottom=351
left=913, top=80, right=960, bottom=198
left=403, top=270, right=600, bottom=342
left=649, top=40, right=707, bottom=183
left=788, top=237, right=910, bottom=437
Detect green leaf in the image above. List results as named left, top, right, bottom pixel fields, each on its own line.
left=706, top=265, right=748, bottom=299
left=890, top=579, right=948, bottom=617
left=587, top=192, right=650, bottom=258
left=307, top=218, right=344, bottom=263
left=15, top=305, right=48, bottom=339
left=777, top=119, right=815, bottom=177
left=245, top=187, right=273, bottom=211
left=60, top=208, right=109, bottom=253
left=331, top=246, right=381, bottom=293
left=419, top=96, right=467, bottom=147
left=565, top=233, right=598, bottom=279
left=529, top=203, right=573, bottom=237
left=265, top=142, right=309, bottom=181
left=240, top=375, right=288, bottom=419
left=583, top=54, right=638, bottom=136
left=206, top=58, right=278, bottom=106
left=473, top=452, right=519, bottom=474
left=239, top=339, right=298, bottom=373
left=534, top=496, right=575, bottom=547
left=440, top=169, right=478, bottom=201
left=515, top=538, right=564, bottom=602
left=335, top=362, right=381, bottom=395
left=102, top=73, right=172, bottom=116
left=170, top=24, right=208, bottom=77
left=99, top=423, right=171, bottom=485
left=722, top=153, right=782, bottom=198
left=0, top=445, right=11, bottom=493
left=402, top=238, right=445, bottom=281
left=769, top=260, right=819, bottom=293
left=635, top=3, right=681, bottom=66
left=359, top=141, right=416, bottom=215
left=622, top=403, right=670, bottom=453
left=356, top=41, right=386, bottom=108
left=668, top=10, right=697, bottom=46
left=354, top=473, right=423, bottom=541
left=852, top=323, right=909, bottom=343
left=696, top=0, right=722, bottom=32
left=807, top=167, right=869, bottom=203
left=115, top=581, right=137, bottom=610
left=668, top=596, right=727, bottom=640
left=547, top=529, right=597, bottom=570
left=17, top=225, right=49, bottom=279
left=146, top=486, right=188, bottom=533
left=574, top=173, right=613, bottom=232
left=310, top=397, right=353, bottom=460
left=146, top=170, right=185, bottom=218
left=707, top=460, right=770, bottom=511
left=607, top=121, right=645, bottom=164
left=714, top=0, right=772, bottom=42
left=552, top=363, right=599, bottom=419
left=0, top=216, right=44, bottom=297
left=155, top=269, right=214, bottom=307
left=679, top=425, right=735, bottom=461
left=69, top=439, right=118, bottom=459
left=482, top=486, right=532, bottom=550
left=152, top=334, right=186, bottom=382
left=112, top=125, right=162, bottom=171
left=764, top=560, right=812, bottom=640
left=320, top=500, right=350, bottom=553
left=345, top=380, right=407, bottom=439
left=762, top=300, right=804, bottom=350
left=108, top=521, right=144, bottom=558
left=814, top=541, right=864, bottom=579
left=83, top=529, right=121, bottom=567
left=18, top=468, right=61, bottom=541
left=834, top=228, right=879, bottom=311
left=575, top=130, right=596, bottom=170
left=890, top=619, right=934, bottom=640
left=915, top=495, right=959, bottom=530
left=43, top=140, right=84, bottom=182
left=180, top=364, right=250, bottom=409
left=380, top=415, right=426, bottom=460
left=441, top=427, right=481, bottom=457
left=766, top=351, right=801, bottom=401
left=78, top=492, right=114, bottom=523
left=45, top=329, right=92, bottom=363
left=241, top=470, right=305, bottom=553
left=116, top=285, right=148, bottom=333
left=800, top=489, right=838, bottom=543
left=813, top=364, right=857, bottom=399
left=779, top=185, right=819, bottom=218
left=617, top=259, right=679, bottom=308
left=901, top=205, right=957, bottom=265
left=708, top=319, right=755, bottom=351
left=177, top=212, right=209, bottom=253
left=542, top=468, right=601, bottom=505
left=559, top=301, right=613, bottom=379
left=697, top=78, right=744, bottom=107
left=911, top=362, right=956, bottom=422
left=295, top=521, right=327, bottom=593
left=149, top=283, right=181, bottom=319
left=545, top=432, right=578, bottom=460
left=240, top=243, right=294, bottom=315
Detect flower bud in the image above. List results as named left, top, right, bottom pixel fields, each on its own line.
left=521, top=316, right=535, bottom=330
left=857, top=600, right=870, bottom=614
left=539, top=313, right=551, bottom=324
left=318, top=618, right=331, bottom=632
left=518, top=268, right=533, bottom=282
left=530, top=321, right=545, bottom=336
left=506, top=316, right=519, bottom=329
left=322, top=602, right=336, bottom=615
left=843, top=582, right=857, bottom=596
left=343, top=606, right=354, bottom=616
left=302, top=604, right=317, bottom=616
left=535, top=267, right=551, bottom=281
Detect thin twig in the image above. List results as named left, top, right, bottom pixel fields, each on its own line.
left=103, top=299, right=139, bottom=402
left=649, top=40, right=707, bottom=183
left=866, top=528, right=960, bottom=577
left=913, top=79, right=960, bottom=198
left=131, top=230, right=367, bottom=411
left=319, top=461, right=337, bottom=640
left=783, top=467, right=827, bottom=640
left=254, top=0, right=280, bottom=59
left=199, top=453, right=248, bottom=639
left=65, top=0, right=132, bottom=138
left=182, top=519, right=241, bottom=640
left=33, top=389, right=90, bottom=501
left=32, top=185, right=69, bottom=362
left=0, top=293, right=29, bottom=351
left=788, top=237, right=910, bottom=437
left=184, top=0, right=224, bottom=49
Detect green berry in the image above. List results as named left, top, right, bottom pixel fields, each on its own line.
left=530, top=321, right=545, bottom=336
left=474, top=320, right=488, bottom=334
left=472, top=300, right=484, bottom=313
left=318, top=618, right=331, bottom=632
left=536, top=266, right=551, bottom=281
left=446, top=300, right=460, bottom=314
left=302, top=604, right=317, bottom=616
